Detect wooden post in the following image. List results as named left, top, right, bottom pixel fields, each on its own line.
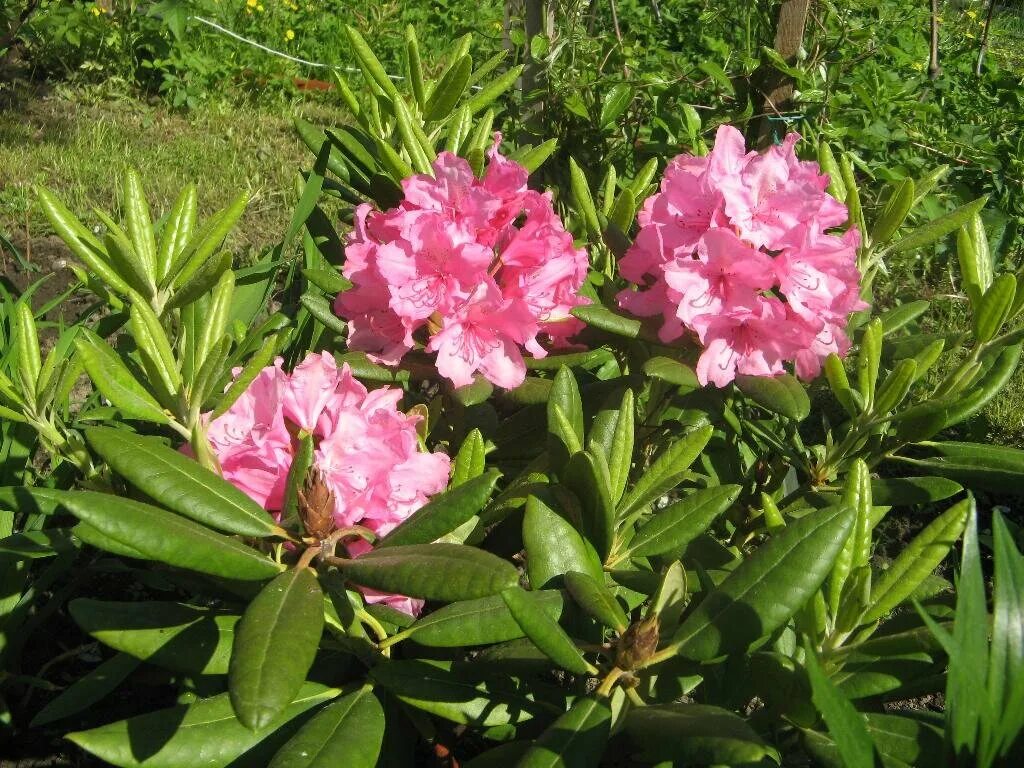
left=929, top=0, right=942, bottom=80
left=754, top=0, right=811, bottom=148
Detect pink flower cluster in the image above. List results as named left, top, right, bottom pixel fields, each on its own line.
left=334, top=136, right=589, bottom=390
left=205, top=352, right=451, bottom=615
left=617, top=125, right=866, bottom=387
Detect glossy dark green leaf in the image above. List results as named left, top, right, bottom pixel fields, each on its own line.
left=626, top=485, right=740, bottom=559
left=973, top=273, right=1016, bottom=343
left=68, top=683, right=338, bottom=768
left=403, top=590, right=564, bottom=647
left=878, top=300, right=930, bottom=335
left=625, top=704, right=777, bottom=765
left=230, top=568, right=324, bottom=730
left=804, top=713, right=944, bottom=768
left=451, top=429, right=486, bottom=488
left=424, top=54, right=472, bottom=122
left=31, top=653, right=140, bottom=727
left=888, top=195, right=987, bottom=254
left=70, top=599, right=238, bottom=675
left=523, top=494, right=603, bottom=588
left=500, top=588, right=592, bottom=675
left=571, top=303, right=642, bottom=339
left=518, top=696, right=611, bottom=768
left=989, top=511, right=1024, bottom=756
left=369, top=659, right=543, bottom=727
left=563, top=450, right=614, bottom=559
left=268, top=685, right=383, bottom=768
left=864, top=498, right=969, bottom=622
left=30, top=489, right=281, bottom=581
left=85, top=427, right=280, bottom=538
left=380, top=471, right=500, bottom=548
left=74, top=328, right=168, bottom=423
left=616, top=425, right=713, bottom=519
left=671, top=505, right=855, bottom=661
left=547, top=366, right=584, bottom=461
left=0, top=528, right=75, bottom=559
left=805, top=646, right=875, bottom=768
left=599, top=83, right=633, bottom=128
left=643, top=356, right=699, bottom=390
left=588, top=389, right=634, bottom=505
left=870, top=177, right=915, bottom=245
left=735, top=373, right=811, bottom=420
left=869, top=476, right=962, bottom=506
left=337, top=543, right=518, bottom=601
left=564, top=571, right=627, bottom=632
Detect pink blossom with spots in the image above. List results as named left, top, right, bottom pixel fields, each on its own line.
left=203, top=352, right=450, bottom=615
left=334, top=135, right=589, bottom=389
left=617, top=125, right=866, bottom=386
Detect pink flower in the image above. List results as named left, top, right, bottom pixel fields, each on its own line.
left=203, top=352, right=451, bottom=616
left=617, top=125, right=866, bottom=386
left=334, top=136, right=589, bottom=388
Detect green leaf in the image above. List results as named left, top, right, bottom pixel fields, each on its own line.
left=617, top=425, right=713, bottom=519
left=518, top=697, right=611, bottom=768
left=625, top=704, right=776, bottom=765
left=343, top=25, right=400, bottom=98
left=671, top=505, right=855, bottom=660
left=803, top=713, right=944, bottom=768
left=380, top=471, right=500, bottom=547
left=69, top=599, right=237, bottom=675
left=451, top=429, right=486, bottom=488
left=268, top=685, right=383, bottom=768
left=157, top=183, right=197, bottom=282
left=30, top=489, right=281, bottom=581
left=85, top=427, right=280, bottom=538
left=511, top=138, right=559, bottom=173
left=548, top=366, right=584, bottom=454
left=989, top=511, right=1024, bottom=755
left=973, top=273, right=1016, bottom=343
left=68, top=683, right=339, bottom=768
left=74, top=328, right=168, bottom=423
left=625, top=485, right=741, bottom=559
left=888, top=196, right=987, bottom=254
left=405, top=26, right=426, bottom=108
left=863, top=498, right=970, bottom=623
left=946, top=499, right=991, bottom=759
left=804, top=645, right=875, bottom=768
left=300, top=293, right=349, bottom=336
left=569, top=158, right=601, bottom=238
left=523, top=494, right=603, bottom=588
left=562, top=450, right=614, bottom=559
left=31, top=653, right=140, bottom=727
left=878, top=300, right=930, bottom=335
left=873, top=359, right=918, bottom=414
left=564, top=571, right=627, bottom=632
left=122, top=169, right=159, bottom=287
left=14, top=302, right=40, bottom=400
left=587, top=389, right=634, bottom=505
left=36, top=186, right=133, bottom=297
left=857, top=319, right=883, bottom=408
left=501, top=588, right=593, bottom=675
left=370, top=659, right=543, bottom=727
left=572, top=303, right=642, bottom=338
left=424, top=54, right=473, bottom=122
left=869, top=476, right=962, bottom=507
left=599, top=84, right=633, bottom=128
left=336, top=543, right=518, bottom=601
left=870, top=177, right=915, bottom=246
left=0, top=529, right=75, bottom=559
left=643, top=356, right=699, bottom=390
left=230, top=568, right=325, bottom=730
left=168, top=191, right=248, bottom=290
left=402, top=591, right=565, bottom=647
left=465, top=65, right=524, bottom=115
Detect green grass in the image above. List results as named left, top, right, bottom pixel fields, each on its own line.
left=0, top=82, right=345, bottom=258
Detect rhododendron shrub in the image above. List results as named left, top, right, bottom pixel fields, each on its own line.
left=15, top=31, right=1024, bottom=768
left=206, top=351, right=450, bottom=614
left=617, top=125, right=867, bottom=386
left=333, top=137, right=589, bottom=389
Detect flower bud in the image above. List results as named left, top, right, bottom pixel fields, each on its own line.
left=298, top=467, right=335, bottom=540
left=615, top=614, right=661, bottom=670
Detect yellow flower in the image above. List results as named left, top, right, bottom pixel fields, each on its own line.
left=257, top=3, right=264, bottom=10
left=90, top=4, right=101, bottom=15
left=285, top=29, right=295, bottom=41
left=246, top=0, right=257, bottom=6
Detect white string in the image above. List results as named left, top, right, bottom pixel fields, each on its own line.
left=189, top=15, right=405, bottom=79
